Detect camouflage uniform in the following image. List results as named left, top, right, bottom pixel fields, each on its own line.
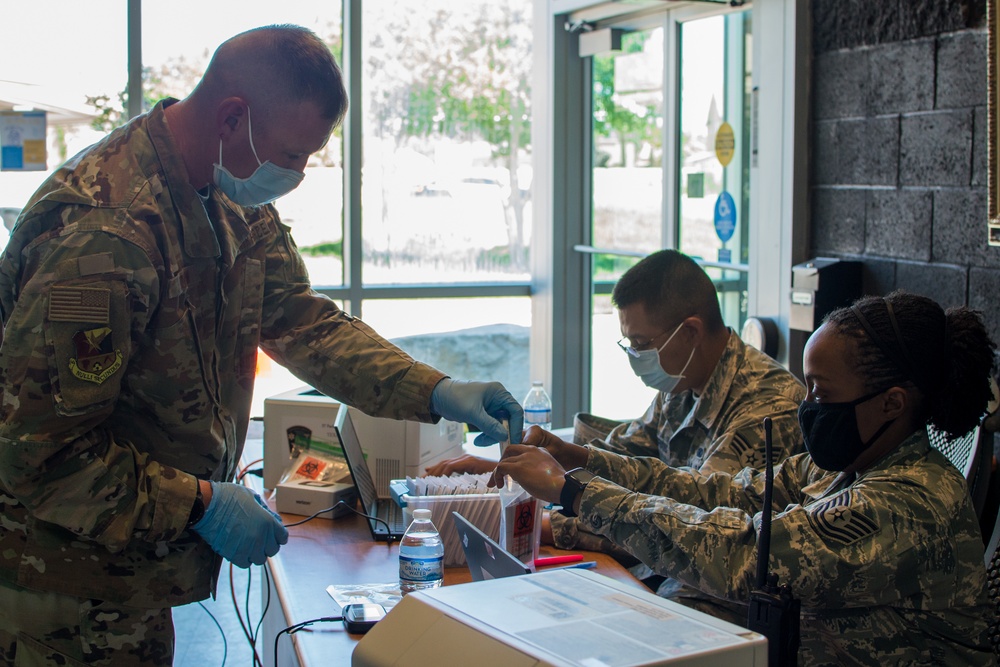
left=0, top=580, right=173, bottom=666
left=577, top=430, right=994, bottom=665
left=552, top=333, right=805, bottom=619
left=0, top=100, right=445, bottom=661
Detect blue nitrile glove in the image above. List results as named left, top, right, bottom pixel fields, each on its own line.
left=191, top=481, right=289, bottom=568
left=430, top=378, right=524, bottom=446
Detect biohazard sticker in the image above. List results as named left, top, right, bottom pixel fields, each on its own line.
left=807, top=492, right=879, bottom=546
left=68, top=327, right=123, bottom=384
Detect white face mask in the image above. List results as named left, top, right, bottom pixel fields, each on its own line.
left=625, top=322, right=696, bottom=394
left=213, top=106, right=304, bottom=207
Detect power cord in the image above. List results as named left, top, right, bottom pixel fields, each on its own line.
left=196, top=601, right=228, bottom=667
left=274, top=615, right=343, bottom=666
left=227, top=562, right=263, bottom=666
left=281, top=499, right=397, bottom=544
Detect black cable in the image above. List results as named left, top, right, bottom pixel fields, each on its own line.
left=196, top=601, right=228, bottom=667
left=273, top=616, right=343, bottom=666
left=260, top=563, right=272, bottom=643
left=246, top=566, right=260, bottom=667
left=281, top=499, right=395, bottom=541
left=250, top=567, right=266, bottom=666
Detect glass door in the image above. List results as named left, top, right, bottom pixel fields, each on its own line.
left=589, top=26, right=664, bottom=418
left=587, top=7, right=752, bottom=420
left=677, top=10, right=751, bottom=330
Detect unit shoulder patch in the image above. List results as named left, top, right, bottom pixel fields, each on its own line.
left=68, top=327, right=123, bottom=384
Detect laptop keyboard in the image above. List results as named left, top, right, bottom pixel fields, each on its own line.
left=378, top=500, right=407, bottom=533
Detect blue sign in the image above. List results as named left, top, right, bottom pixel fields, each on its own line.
left=713, top=192, right=737, bottom=243
left=718, top=248, right=732, bottom=263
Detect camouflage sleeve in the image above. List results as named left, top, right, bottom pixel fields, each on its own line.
left=595, top=397, right=661, bottom=458
left=547, top=510, right=635, bottom=555
left=585, top=446, right=813, bottom=516
left=696, top=407, right=805, bottom=474
left=577, top=458, right=976, bottom=608
left=258, top=223, right=445, bottom=421
left=0, top=228, right=196, bottom=552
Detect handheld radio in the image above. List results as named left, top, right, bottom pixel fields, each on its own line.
left=746, top=416, right=801, bottom=666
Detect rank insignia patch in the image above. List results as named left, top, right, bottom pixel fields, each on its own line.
left=807, top=492, right=879, bottom=546
left=69, top=327, right=123, bottom=384
left=732, top=432, right=771, bottom=469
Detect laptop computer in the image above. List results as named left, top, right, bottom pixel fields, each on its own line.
left=337, top=408, right=408, bottom=541
left=452, top=511, right=531, bottom=581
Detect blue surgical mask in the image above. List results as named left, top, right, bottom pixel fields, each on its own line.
left=626, top=322, right=696, bottom=394
left=213, top=106, right=304, bottom=207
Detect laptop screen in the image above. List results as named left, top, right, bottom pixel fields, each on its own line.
left=452, top=511, right=532, bottom=581
left=336, top=407, right=380, bottom=516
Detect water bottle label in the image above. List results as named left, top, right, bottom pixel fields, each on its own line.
left=399, top=555, right=443, bottom=582
left=525, top=408, right=551, bottom=425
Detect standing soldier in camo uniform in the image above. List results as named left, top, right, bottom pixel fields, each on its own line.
left=0, top=25, right=522, bottom=666
left=499, top=290, right=996, bottom=665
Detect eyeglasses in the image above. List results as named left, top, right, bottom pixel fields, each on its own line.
left=617, top=329, right=669, bottom=358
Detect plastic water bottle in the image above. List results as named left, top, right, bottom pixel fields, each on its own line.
left=523, top=381, right=552, bottom=431
left=398, top=509, right=444, bottom=594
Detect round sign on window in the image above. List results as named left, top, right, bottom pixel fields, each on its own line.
left=715, top=122, right=735, bottom=167
left=714, top=192, right=737, bottom=243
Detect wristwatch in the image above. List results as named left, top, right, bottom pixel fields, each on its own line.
left=187, top=483, right=206, bottom=528
left=559, top=467, right=595, bottom=518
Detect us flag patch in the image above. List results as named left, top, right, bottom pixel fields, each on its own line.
left=807, top=492, right=879, bottom=545
left=49, top=286, right=110, bottom=323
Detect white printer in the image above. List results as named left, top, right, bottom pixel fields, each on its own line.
left=262, top=385, right=465, bottom=497
left=352, top=569, right=766, bottom=666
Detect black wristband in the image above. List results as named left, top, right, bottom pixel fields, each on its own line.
left=560, top=468, right=595, bottom=518
left=187, top=483, right=206, bottom=527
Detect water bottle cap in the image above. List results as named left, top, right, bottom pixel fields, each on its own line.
left=532, top=380, right=543, bottom=386
left=412, top=509, right=432, bottom=520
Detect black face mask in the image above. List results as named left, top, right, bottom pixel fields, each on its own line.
left=797, top=389, right=895, bottom=471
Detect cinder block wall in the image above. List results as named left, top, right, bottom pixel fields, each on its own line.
left=809, top=0, right=998, bottom=339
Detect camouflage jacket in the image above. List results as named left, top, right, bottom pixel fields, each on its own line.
left=0, top=100, right=445, bottom=608
left=578, top=430, right=993, bottom=665
left=551, top=332, right=806, bottom=550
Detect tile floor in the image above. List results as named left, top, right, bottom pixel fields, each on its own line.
left=173, top=562, right=266, bottom=667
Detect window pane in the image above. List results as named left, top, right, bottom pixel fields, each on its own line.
left=591, top=293, right=657, bottom=421
left=0, top=5, right=126, bottom=249
left=142, top=3, right=345, bottom=287
left=592, top=28, right=664, bottom=255
left=364, top=297, right=532, bottom=405
left=361, top=0, right=533, bottom=285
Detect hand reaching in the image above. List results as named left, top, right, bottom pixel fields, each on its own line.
left=430, top=378, right=524, bottom=445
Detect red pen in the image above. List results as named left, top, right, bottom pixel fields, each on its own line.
left=534, top=554, right=584, bottom=567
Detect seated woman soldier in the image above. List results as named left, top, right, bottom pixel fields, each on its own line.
left=496, top=290, right=996, bottom=666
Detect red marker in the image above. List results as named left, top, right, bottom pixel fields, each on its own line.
left=534, top=554, right=584, bottom=567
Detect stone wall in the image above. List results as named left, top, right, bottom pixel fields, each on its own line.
left=810, top=0, right=998, bottom=337
left=810, top=0, right=998, bottom=453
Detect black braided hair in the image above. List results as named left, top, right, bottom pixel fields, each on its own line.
left=823, top=290, right=996, bottom=438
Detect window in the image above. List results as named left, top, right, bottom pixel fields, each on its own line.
left=1, top=1, right=535, bottom=419
left=583, top=7, right=752, bottom=419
